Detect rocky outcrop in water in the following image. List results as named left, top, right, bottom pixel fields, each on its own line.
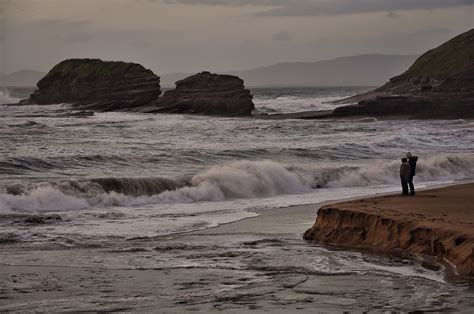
left=26, top=59, right=161, bottom=111
left=139, top=71, right=254, bottom=116
left=333, top=94, right=473, bottom=119
left=330, top=29, right=474, bottom=119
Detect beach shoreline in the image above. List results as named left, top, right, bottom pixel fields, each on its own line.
left=193, top=179, right=473, bottom=236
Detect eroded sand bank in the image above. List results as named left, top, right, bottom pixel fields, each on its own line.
left=304, top=183, right=474, bottom=276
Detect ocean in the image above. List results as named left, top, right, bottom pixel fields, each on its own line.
left=1, top=86, right=473, bottom=311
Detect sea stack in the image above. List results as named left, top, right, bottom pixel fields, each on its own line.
left=27, top=58, right=161, bottom=111
left=141, top=71, right=254, bottom=116
left=333, top=29, right=474, bottom=119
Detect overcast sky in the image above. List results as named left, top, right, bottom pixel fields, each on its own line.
left=0, top=0, right=473, bottom=75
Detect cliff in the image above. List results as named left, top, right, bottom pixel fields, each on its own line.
left=330, top=29, right=474, bottom=119
left=140, top=71, right=254, bottom=116
left=26, top=59, right=161, bottom=111
left=303, top=184, right=474, bottom=277
left=389, top=29, right=474, bottom=86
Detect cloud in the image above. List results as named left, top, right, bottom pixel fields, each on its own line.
left=307, top=28, right=453, bottom=57
left=386, top=11, right=401, bottom=19
left=163, top=0, right=285, bottom=6
left=0, top=0, right=11, bottom=23
left=23, top=19, right=89, bottom=31
left=17, top=19, right=92, bottom=44
left=0, top=0, right=10, bottom=12
left=259, top=0, right=474, bottom=17
left=62, top=31, right=92, bottom=44
left=272, top=31, right=292, bottom=41
left=164, top=0, right=474, bottom=17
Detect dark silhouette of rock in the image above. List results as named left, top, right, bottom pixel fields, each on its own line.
left=140, top=71, right=254, bottom=116
left=68, top=111, right=94, bottom=118
left=25, top=59, right=161, bottom=111
left=0, top=233, right=20, bottom=244
left=23, top=214, right=63, bottom=225
left=23, top=215, right=46, bottom=224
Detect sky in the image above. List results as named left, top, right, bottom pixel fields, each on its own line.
left=0, top=0, right=473, bottom=75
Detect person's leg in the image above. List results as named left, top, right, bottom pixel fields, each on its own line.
left=401, top=177, right=408, bottom=195
left=408, top=175, right=415, bottom=195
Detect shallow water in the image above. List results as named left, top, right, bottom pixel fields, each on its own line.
left=1, top=211, right=473, bottom=312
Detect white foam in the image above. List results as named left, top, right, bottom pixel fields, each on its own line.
left=155, top=160, right=311, bottom=203
left=0, top=89, right=20, bottom=105
left=0, top=186, right=89, bottom=213
left=328, top=153, right=474, bottom=187
left=253, top=95, right=341, bottom=113
left=1, top=154, right=472, bottom=213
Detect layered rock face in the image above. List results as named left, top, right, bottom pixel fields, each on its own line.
left=28, top=59, right=161, bottom=111
left=333, top=29, right=474, bottom=119
left=333, top=94, right=474, bottom=119
left=142, top=72, right=254, bottom=116
left=303, top=184, right=474, bottom=276
left=304, top=207, right=473, bottom=276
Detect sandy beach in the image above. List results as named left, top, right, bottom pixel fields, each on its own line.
left=0, top=183, right=473, bottom=312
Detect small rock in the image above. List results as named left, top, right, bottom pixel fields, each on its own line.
left=23, top=216, right=46, bottom=224
left=45, top=214, right=62, bottom=221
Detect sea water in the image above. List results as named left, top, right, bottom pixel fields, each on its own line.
left=1, top=87, right=474, bottom=310
left=1, top=87, right=473, bottom=237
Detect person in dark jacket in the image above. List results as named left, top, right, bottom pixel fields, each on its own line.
left=406, top=152, right=418, bottom=195
left=400, top=158, right=411, bottom=195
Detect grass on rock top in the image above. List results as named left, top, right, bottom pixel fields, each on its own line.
left=47, top=59, right=149, bottom=79
left=392, top=29, right=474, bottom=82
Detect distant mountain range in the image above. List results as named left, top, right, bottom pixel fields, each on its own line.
left=0, top=70, right=45, bottom=87
left=2, top=54, right=418, bottom=88
left=161, top=54, right=418, bottom=87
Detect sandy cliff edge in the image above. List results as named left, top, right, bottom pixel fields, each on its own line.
left=303, top=183, right=474, bottom=277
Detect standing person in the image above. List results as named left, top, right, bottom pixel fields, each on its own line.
left=400, top=158, right=411, bottom=196
left=406, top=152, right=418, bottom=195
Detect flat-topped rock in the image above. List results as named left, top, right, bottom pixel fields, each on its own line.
left=26, top=58, right=161, bottom=111
left=141, top=71, right=254, bottom=116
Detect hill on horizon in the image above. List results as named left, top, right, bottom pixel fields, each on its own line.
left=4, top=54, right=419, bottom=89
left=0, top=70, right=46, bottom=87
left=161, top=54, right=418, bottom=88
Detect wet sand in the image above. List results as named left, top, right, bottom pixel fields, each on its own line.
left=1, top=184, right=474, bottom=312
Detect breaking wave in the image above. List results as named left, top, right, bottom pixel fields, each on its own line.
left=1, top=154, right=473, bottom=213
left=0, top=89, right=20, bottom=105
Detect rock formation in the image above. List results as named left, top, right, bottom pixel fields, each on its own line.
left=303, top=184, right=474, bottom=277
left=331, top=29, right=474, bottom=119
left=139, top=71, right=254, bottom=116
left=26, top=59, right=161, bottom=111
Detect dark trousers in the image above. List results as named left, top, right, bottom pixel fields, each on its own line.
left=408, top=175, right=415, bottom=195
left=401, top=176, right=409, bottom=195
